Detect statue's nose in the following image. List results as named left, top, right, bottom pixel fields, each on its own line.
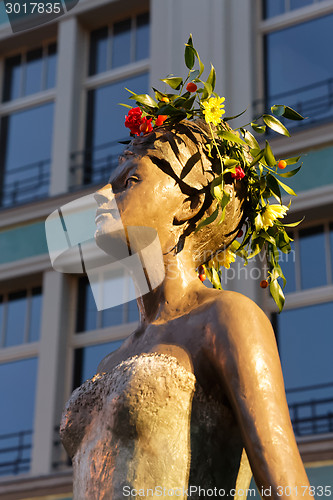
left=94, top=184, right=113, bottom=206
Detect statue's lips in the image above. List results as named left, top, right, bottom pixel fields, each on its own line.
left=95, top=209, right=119, bottom=223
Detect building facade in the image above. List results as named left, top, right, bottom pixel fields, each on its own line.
left=0, top=0, right=332, bottom=498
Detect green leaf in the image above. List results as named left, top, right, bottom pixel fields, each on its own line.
left=249, top=149, right=265, bottom=167
left=275, top=176, right=297, bottom=196
left=157, top=104, right=187, bottom=116
left=218, top=191, right=231, bottom=224
left=251, top=122, right=266, bottom=134
left=266, top=174, right=282, bottom=203
left=269, top=278, right=285, bottom=312
left=118, top=103, right=133, bottom=109
left=279, top=217, right=304, bottom=228
left=286, top=156, right=301, bottom=165
left=278, top=165, right=302, bottom=178
left=217, top=130, right=247, bottom=146
left=264, top=140, right=276, bottom=167
left=271, top=104, right=305, bottom=121
left=243, top=130, right=259, bottom=150
left=207, top=64, right=216, bottom=92
left=223, top=159, right=239, bottom=168
left=201, top=81, right=213, bottom=100
left=129, top=93, right=158, bottom=108
left=195, top=207, right=219, bottom=232
left=185, top=35, right=195, bottom=69
left=223, top=109, right=247, bottom=121
left=262, top=114, right=290, bottom=137
left=153, top=88, right=167, bottom=101
left=161, top=77, right=183, bottom=90
left=211, top=266, right=222, bottom=290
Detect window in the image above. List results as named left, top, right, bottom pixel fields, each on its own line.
left=0, top=357, right=38, bottom=476
left=0, top=283, right=42, bottom=475
left=263, top=0, right=327, bottom=19
left=73, top=339, right=124, bottom=388
left=3, top=43, right=57, bottom=102
left=76, top=276, right=139, bottom=333
left=70, top=14, right=150, bottom=189
left=0, top=286, right=42, bottom=347
left=88, top=13, right=150, bottom=76
left=276, top=303, right=333, bottom=436
left=270, top=220, right=333, bottom=436
left=0, top=43, right=57, bottom=207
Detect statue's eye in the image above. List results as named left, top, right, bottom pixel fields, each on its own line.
left=125, top=176, right=139, bottom=188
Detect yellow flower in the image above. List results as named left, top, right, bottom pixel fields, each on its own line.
left=261, top=204, right=289, bottom=230
left=209, top=248, right=236, bottom=269
left=202, top=97, right=225, bottom=125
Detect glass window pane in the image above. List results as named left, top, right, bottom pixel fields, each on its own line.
left=74, top=339, right=124, bottom=387
left=135, top=13, right=150, bottom=61
left=265, top=14, right=333, bottom=125
left=0, top=357, right=38, bottom=475
left=290, top=0, right=313, bottom=10
left=76, top=277, right=97, bottom=332
left=89, top=27, right=108, bottom=76
left=29, top=287, right=42, bottom=343
left=46, top=43, right=57, bottom=89
left=277, top=303, right=333, bottom=435
left=0, top=296, right=3, bottom=345
left=112, top=18, right=131, bottom=69
left=299, top=226, right=327, bottom=289
left=127, top=299, right=139, bottom=323
left=279, top=237, right=296, bottom=294
left=25, top=47, right=43, bottom=96
left=0, top=102, right=54, bottom=207
left=3, top=55, right=22, bottom=102
left=4, top=291, right=27, bottom=347
left=85, top=72, right=149, bottom=184
left=263, top=0, right=285, bottom=19
left=330, top=223, right=333, bottom=282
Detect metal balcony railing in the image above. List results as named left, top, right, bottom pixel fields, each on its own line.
left=69, top=138, right=126, bottom=191
left=0, top=429, right=33, bottom=476
left=286, top=381, right=333, bottom=437
left=0, top=158, right=50, bottom=209
left=253, top=77, right=333, bottom=130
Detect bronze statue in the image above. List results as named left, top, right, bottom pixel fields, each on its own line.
left=60, top=119, right=311, bottom=499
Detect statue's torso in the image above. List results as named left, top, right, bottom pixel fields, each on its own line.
left=61, top=296, right=252, bottom=499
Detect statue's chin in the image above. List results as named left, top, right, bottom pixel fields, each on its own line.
left=95, top=222, right=130, bottom=261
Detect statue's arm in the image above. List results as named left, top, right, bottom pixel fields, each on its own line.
left=212, top=292, right=311, bottom=500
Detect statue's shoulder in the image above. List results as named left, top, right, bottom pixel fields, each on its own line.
left=210, top=289, right=275, bottom=346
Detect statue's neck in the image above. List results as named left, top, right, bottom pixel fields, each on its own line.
left=135, top=250, right=203, bottom=324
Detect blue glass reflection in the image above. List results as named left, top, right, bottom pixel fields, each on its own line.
left=112, top=18, right=131, bottom=69
left=265, top=14, right=333, bottom=125
left=75, top=339, right=124, bottom=386
left=0, top=297, right=3, bottom=345
left=29, top=288, right=42, bottom=343
left=1, top=102, right=54, bottom=206
left=4, top=291, right=27, bottom=347
left=46, top=44, right=57, bottom=89
left=89, top=27, right=108, bottom=76
left=0, top=357, right=38, bottom=474
left=25, top=48, right=43, bottom=96
left=3, top=55, right=22, bottom=101
left=330, top=224, right=333, bottom=283
left=277, top=303, right=333, bottom=434
left=279, top=237, right=296, bottom=293
left=263, top=0, right=285, bottom=19
left=290, top=0, right=313, bottom=10
left=85, top=72, right=149, bottom=184
left=76, top=277, right=97, bottom=332
left=136, top=13, right=150, bottom=61
left=299, top=226, right=327, bottom=289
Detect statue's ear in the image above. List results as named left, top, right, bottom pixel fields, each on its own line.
left=174, top=192, right=205, bottom=224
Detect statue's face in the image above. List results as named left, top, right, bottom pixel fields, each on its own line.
left=94, top=150, right=183, bottom=256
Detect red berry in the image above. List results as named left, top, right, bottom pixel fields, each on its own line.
left=199, top=273, right=206, bottom=282
left=237, top=229, right=243, bottom=238
left=155, top=115, right=168, bottom=127
left=161, top=96, right=169, bottom=103
left=260, top=280, right=269, bottom=289
left=186, top=82, right=197, bottom=93
left=278, top=160, right=287, bottom=169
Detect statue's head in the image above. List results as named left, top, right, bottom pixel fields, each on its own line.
left=94, top=119, right=247, bottom=268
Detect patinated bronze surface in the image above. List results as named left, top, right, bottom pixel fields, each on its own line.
left=61, top=120, right=311, bottom=499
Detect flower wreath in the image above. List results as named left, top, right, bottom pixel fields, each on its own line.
left=121, top=35, right=305, bottom=311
